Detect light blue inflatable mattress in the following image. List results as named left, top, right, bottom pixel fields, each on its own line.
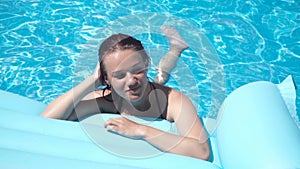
left=0, top=76, right=299, bottom=169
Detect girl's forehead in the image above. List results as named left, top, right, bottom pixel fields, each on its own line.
left=104, top=49, right=145, bottom=71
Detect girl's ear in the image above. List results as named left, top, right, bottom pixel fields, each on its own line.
left=99, top=67, right=108, bottom=85
left=105, top=79, right=111, bottom=88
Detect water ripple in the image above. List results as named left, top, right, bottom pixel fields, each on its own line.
left=0, top=0, right=299, bottom=121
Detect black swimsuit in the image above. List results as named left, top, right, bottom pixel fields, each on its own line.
left=96, top=82, right=171, bottom=120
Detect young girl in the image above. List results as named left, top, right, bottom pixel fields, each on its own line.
left=41, top=26, right=210, bottom=160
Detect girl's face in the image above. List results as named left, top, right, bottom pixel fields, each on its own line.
left=103, top=49, right=148, bottom=102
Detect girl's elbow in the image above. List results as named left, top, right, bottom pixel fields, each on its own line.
left=40, top=111, right=50, bottom=118
left=200, top=147, right=211, bottom=161
left=40, top=109, right=62, bottom=119
left=40, top=112, right=57, bottom=119
left=194, top=142, right=211, bottom=161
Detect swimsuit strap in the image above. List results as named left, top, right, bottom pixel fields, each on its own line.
left=96, top=82, right=170, bottom=120
left=149, top=82, right=170, bottom=120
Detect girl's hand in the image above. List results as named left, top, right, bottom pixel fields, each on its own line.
left=104, top=117, right=146, bottom=139
left=91, top=62, right=102, bottom=89
left=93, top=62, right=101, bottom=79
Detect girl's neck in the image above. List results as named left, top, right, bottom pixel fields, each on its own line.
left=112, top=82, right=153, bottom=114
left=130, top=82, right=152, bottom=110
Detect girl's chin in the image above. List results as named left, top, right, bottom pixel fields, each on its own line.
left=127, top=95, right=142, bottom=102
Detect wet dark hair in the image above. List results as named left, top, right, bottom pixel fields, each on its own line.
left=98, top=33, right=150, bottom=86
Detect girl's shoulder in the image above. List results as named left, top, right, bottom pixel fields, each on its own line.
left=150, top=82, right=184, bottom=99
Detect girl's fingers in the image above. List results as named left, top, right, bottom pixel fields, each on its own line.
left=105, top=124, right=117, bottom=132
left=104, top=118, right=123, bottom=128
left=104, top=117, right=144, bottom=138
left=93, top=62, right=101, bottom=77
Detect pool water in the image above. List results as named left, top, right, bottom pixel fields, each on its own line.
left=0, top=0, right=299, bottom=124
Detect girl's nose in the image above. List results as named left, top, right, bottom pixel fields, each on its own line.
left=126, top=72, right=138, bottom=86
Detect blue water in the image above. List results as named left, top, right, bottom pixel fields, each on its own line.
left=0, top=1, right=299, bottom=122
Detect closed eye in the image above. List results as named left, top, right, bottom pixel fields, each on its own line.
left=130, top=66, right=146, bottom=74
left=112, top=71, right=126, bottom=79
left=112, top=64, right=147, bottom=79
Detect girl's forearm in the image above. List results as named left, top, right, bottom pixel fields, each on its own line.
left=141, top=125, right=210, bottom=160
left=41, top=76, right=97, bottom=119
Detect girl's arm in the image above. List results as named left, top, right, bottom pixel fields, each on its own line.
left=41, top=76, right=98, bottom=119
left=143, top=91, right=210, bottom=159
left=41, top=64, right=101, bottom=120
left=104, top=90, right=210, bottom=160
